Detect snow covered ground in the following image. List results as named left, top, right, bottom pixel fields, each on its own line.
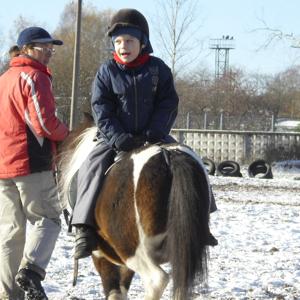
left=43, top=164, right=300, bottom=299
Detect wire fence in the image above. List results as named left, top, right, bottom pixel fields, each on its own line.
left=174, top=112, right=275, bottom=131
left=56, top=98, right=297, bottom=132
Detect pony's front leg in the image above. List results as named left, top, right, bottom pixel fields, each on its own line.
left=92, top=256, right=128, bottom=300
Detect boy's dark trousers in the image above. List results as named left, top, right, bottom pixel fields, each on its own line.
left=71, top=141, right=115, bottom=228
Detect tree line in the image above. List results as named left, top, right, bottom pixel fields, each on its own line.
left=1, top=1, right=300, bottom=131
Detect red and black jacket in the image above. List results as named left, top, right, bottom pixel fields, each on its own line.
left=0, top=55, right=69, bottom=178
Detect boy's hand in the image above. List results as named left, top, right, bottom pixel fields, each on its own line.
left=115, top=134, right=146, bottom=151
left=146, top=129, right=164, bottom=144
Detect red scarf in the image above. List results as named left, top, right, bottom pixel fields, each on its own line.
left=113, top=52, right=150, bottom=68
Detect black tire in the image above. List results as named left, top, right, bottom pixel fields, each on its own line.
left=217, top=160, right=242, bottom=177
left=248, top=159, right=273, bottom=179
left=202, top=157, right=216, bottom=175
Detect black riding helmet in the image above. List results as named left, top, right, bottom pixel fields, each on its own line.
left=107, top=8, right=153, bottom=53
left=107, top=8, right=149, bottom=38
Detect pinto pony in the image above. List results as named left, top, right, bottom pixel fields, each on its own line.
left=58, top=118, right=211, bottom=300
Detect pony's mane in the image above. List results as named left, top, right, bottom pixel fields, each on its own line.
left=58, top=126, right=98, bottom=209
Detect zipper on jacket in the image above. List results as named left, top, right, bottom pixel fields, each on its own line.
left=133, top=71, right=138, bottom=132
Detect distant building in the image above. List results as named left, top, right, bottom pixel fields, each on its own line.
left=275, top=119, right=300, bottom=132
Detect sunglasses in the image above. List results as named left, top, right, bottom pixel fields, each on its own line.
left=33, top=46, right=56, bottom=55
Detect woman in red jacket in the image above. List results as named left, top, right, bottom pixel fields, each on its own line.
left=0, top=27, right=69, bottom=300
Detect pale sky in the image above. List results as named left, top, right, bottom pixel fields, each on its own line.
left=1, top=0, right=299, bottom=75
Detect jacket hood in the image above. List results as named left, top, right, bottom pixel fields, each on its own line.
left=10, top=55, right=52, bottom=76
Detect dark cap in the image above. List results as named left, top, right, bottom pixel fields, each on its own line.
left=17, top=27, right=63, bottom=47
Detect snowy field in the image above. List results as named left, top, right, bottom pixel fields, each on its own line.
left=43, top=164, right=300, bottom=299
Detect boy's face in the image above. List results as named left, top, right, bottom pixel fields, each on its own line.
left=113, top=34, right=141, bottom=63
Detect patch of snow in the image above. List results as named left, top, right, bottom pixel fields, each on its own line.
left=43, top=165, right=300, bottom=299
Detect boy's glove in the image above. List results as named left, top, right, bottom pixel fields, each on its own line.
left=146, top=129, right=164, bottom=144
left=115, top=134, right=146, bottom=152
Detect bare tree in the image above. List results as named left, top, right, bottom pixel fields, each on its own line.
left=0, top=3, right=114, bottom=123
left=251, top=17, right=299, bottom=50
left=0, top=16, right=36, bottom=74
left=50, top=2, right=113, bottom=122
left=153, top=0, right=202, bottom=78
left=264, top=66, right=300, bottom=119
left=8, top=16, right=40, bottom=45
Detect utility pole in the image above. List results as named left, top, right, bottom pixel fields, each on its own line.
left=69, top=0, right=82, bottom=130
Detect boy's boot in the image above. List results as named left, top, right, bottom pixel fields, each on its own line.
left=74, top=225, right=99, bottom=259
left=15, top=268, right=48, bottom=300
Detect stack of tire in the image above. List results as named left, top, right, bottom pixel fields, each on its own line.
left=202, top=157, right=216, bottom=175
left=247, top=159, right=273, bottom=179
left=216, top=160, right=242, bottom=177
left=201, top=157, right=273, bottom=179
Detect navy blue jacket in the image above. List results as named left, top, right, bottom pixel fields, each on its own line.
left=91, top=56, right=179, bottom=148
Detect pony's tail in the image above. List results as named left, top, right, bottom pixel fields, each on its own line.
left=167, top=150, right=209, bottom=300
